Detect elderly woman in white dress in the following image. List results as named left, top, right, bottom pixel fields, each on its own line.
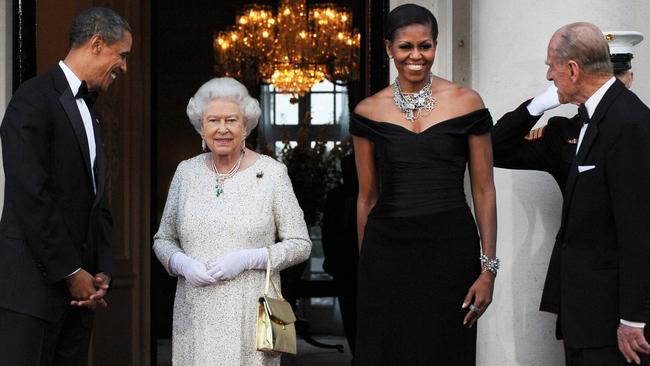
left=153, top=77, right=311, bottom=366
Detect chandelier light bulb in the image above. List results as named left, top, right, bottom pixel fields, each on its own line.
left=214, top=0, right=360, bottom=95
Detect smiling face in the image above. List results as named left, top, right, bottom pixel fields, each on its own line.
left=87, top=31, right=132, bottom=91
left=201, top=98, right=246, bottom=159
left=386, top=23, right=436, bottom=90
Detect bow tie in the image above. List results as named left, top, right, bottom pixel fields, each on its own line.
left=578, top=103, right=590, bottom=125
left=75, top=81, right=99, bottom=106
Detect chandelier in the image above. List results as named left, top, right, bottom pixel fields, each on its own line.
left=213, top=0, right=361, bottom=96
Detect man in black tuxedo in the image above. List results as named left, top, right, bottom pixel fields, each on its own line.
left=494, top=23, right=650, bottom=365
left=0, top=7, right=131, bottom=366
left=493, top=30, right=644, bottom=192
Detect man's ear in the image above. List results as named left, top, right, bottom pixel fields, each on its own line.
left=567, top=60, right=580, bottom=81
left=89, top=34, right=104, bottom=55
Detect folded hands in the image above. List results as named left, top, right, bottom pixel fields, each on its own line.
left=171, top=248, right=268, bottom=287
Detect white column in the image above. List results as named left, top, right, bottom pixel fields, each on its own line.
left=473, top=1, right=650, bottom=365
left=0, top=0, right=12, bottom=217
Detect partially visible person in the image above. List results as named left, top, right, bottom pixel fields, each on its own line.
left=0, top=7, right=131, bottom=365
left=321, top=153, right=359, bottom=354
left=497, top=23, right=650, bottom=365
left=492, top=31, right=644, bottom=190
left=607, top=31, right=644, bottom=88
left=350, top=4, right=497, bottom=365
left=153, top=77, right=311, bottom=366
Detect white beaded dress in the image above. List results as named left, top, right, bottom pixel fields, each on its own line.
left=153, top=153, right=312, bottom=366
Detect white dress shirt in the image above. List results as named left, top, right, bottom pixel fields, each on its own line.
left=574, top=76, right=645, bottom=329
left=575, top=76, right=615, bottom=154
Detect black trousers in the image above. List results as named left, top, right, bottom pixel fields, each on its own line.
left=0, top=307, right=92, bottom=366
left=334, top=275, right=357, bottom=354
left=565, top=343, right=650, bottom=366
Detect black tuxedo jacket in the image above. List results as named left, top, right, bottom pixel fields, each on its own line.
left=547, top=80, right=650, bottom=348
left=492, top=99, right=582, bottom=190
left=494, top=80, right=650, bottom=348
left=0, top=66, right=113, bottom=322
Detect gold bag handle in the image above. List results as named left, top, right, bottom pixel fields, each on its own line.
left=264, top=247, right=286, bottom=301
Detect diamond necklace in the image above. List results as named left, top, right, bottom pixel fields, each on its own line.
left=393, top=73, right=437, bottom=123
left=211, top=151, right=244, bottom=197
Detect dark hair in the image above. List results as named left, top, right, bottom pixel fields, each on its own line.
left=384, top=4, right=438, bottom=42
left=69, top=7, right=131, bottom=48
left=611, top=53, right=632, bottom=76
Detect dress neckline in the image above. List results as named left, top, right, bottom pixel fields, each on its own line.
left=203, top=153, right=264, bottom=176
left=352, top=108, right=488, bottom=135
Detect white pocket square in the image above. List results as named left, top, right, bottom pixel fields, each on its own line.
left=578, top=165, right=595, bottom=173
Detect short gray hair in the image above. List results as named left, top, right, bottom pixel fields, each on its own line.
left=69, top=7, right=131, bottom=48
left=551, top=22, right=613, bottom=76
left=186, top=77, right=261, bottom=135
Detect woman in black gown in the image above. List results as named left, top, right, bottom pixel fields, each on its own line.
left=351, top=4, right=498, bottom=365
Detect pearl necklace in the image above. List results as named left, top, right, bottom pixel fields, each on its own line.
left=393, top=73, right=437, bottom=123
left=211, top=151, right=244, bottom=197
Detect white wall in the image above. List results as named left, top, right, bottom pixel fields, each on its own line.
left=0, top=0, right=11, bottom=217
left=390, top=1, right=650, bottom=365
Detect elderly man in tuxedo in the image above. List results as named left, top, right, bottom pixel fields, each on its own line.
left=495, top=23, right=650, bottom=365
left=0, top=7, right=131, bottom=366
left=492, top=31, right=644, bottom=191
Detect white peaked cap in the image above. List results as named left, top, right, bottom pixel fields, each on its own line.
left=604, top=31, right=644, bottom=54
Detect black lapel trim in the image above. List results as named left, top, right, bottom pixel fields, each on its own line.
left=91, top=110, right=106, bottom=207
left=59, top=87, right=94, bottom=185
left=560, top=79, right=626, bottom=228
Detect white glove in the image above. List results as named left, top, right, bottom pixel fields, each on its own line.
left=207, top=248, right=268, bottom=281
left=169, top=252, right=216, bottom=287
left=526, top=85, right=561, bottom=116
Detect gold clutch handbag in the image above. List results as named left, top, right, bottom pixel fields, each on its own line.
left=256, top=249, right=297, bottom=355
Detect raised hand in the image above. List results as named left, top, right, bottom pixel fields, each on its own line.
left=527, top=85, right=561, bottom=116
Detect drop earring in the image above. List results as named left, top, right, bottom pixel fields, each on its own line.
left=202, top=139, right=207, bottom=151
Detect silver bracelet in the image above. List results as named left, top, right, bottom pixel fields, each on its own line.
left=480, top=254, right=500, bottom=275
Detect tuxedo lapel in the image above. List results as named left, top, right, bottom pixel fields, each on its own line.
left=91, top=110, right=107, bottom=206
left=560, top=79, right=626, bottom=227
left=58, top=88, right=94, bottom=185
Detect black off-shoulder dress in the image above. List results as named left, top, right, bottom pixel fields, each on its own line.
left=350, top=109, right=493, bottom=366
